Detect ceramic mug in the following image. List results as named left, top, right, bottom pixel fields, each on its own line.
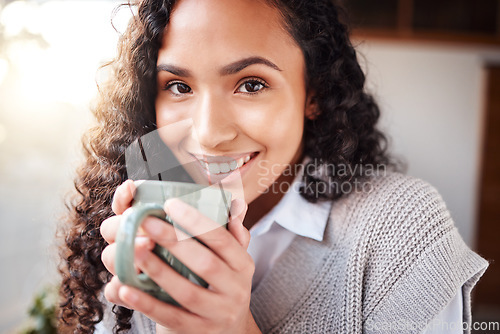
left=115, top=180, right=231, bottom=305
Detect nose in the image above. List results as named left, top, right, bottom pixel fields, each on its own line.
left=192, top=93, right=237, bottom=149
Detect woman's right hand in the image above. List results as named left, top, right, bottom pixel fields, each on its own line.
left=100, top=179, right=156, bottom=307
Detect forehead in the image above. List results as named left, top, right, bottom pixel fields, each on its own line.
left=158, top=0, right=301, bottom=69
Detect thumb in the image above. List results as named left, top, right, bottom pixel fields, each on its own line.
left=227, top=198, right=250, bottom=249
left=111, top=179, right=136, bottom=215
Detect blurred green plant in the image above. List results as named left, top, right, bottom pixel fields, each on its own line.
left=18, top=286, right=58, bottom=334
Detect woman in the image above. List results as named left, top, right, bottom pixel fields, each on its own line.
left=58, top=0, right=488, bottom=333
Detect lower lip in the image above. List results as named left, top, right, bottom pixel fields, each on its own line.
left=195, top=153, right=259, bottom=185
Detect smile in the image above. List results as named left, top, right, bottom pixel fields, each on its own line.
left=192, top=152, right=259, bottom=175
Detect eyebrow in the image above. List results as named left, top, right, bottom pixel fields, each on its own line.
left=219, top=56, right=282, bottom=75
left=156, top=64, right=192, bottom=77
left=156, top=56, right=282, bottom=77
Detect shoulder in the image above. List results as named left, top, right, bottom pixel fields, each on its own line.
left=329, top=173, right=490, bottom=330
left=324, top=173, right=461, bottom=314
left=326, top=172, right=454, bottom=246
left=356, top=171, right=449, bottom=216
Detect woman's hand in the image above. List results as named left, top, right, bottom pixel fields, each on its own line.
left=100, top=180, right=261, bottom=334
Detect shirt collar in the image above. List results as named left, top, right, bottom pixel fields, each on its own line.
left=249, top=173, right=333, bottom=242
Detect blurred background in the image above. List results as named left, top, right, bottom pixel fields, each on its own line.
left=0, top=0, right=498, bottom=332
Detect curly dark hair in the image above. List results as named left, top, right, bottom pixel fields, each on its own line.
left=58, top=0, right=392, bottom=332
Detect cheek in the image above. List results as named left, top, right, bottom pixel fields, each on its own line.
left=154, top=112, right=194, bottom=154
left=251, top=106, right=304, bottom=151
left=155, top=100, right=197, bottom=150
left=155, top=100, right=183, bottom=128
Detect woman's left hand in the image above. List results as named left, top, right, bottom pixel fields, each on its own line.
left=103, top=196, right=261, bottom=334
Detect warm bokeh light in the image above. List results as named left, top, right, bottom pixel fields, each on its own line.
left=1, top=0, right=131, bottom=106
left=0, top=58, right=7, bottom=85
left=0, top=122, right=6, bottom=145
left=0, top=1, right=41, bottom=37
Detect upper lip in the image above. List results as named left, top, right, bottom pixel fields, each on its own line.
left=189, top=152, right=258, bottom=164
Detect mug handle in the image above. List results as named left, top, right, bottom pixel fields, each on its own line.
left=115, top=203, right=208, bottom=305
left=115, top=203, right=167, bottom=292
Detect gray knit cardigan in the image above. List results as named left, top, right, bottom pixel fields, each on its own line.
left=98, top=173, right=488, bottom=333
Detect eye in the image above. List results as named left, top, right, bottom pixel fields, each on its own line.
left=236, top=78, right=268, bottom=94
left=164, top=81, right=192, bottom=95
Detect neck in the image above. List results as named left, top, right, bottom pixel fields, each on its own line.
left=243, top=170, right=297, bottom=230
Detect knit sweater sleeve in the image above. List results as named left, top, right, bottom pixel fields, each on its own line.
left=361, top=174, right=489, bottom=334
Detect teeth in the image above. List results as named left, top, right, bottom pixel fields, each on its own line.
left=219, top=162, right=230, bottom=173
left=208, top=163, right=220, bottom=174
left=229, top=160, right=237, bottom=171
left=199, top=154, right=254, bottom=174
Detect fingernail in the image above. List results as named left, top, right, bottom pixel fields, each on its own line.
left=120, top=286, right=138, bottom=304
left=230, top=198, right=247, bottom=217
left=126, top=180, right=136, bottom=197
left=142, top=219, right=163, bottom=237
left=135, top=236, right=154, bottom=249
left=164, top=198, right=186, bottom=215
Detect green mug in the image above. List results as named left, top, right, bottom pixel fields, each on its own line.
left=115, top=180, right=231, bottom=305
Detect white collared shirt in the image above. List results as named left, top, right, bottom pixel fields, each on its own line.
left=247, top=177, right=463, bottom=334
left=247, top=178, right=332, bottom=290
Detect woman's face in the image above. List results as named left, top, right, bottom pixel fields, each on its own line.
left=155, top=0, right=314, bottom=203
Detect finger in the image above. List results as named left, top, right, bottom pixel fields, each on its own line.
left=104, top=276, right=132, bottom=309
left=135, top=244, right=222, bottom=318
left=142, top=212, right=250, bottom=292
left=112, top=180, right=136, bottom=215
left=167, top=198, right=224, bottom=240
left=100, top=215, right=122, bottom=244
left=101, top=214, right=154, bottom=245
left=156, top=198, right=252, bottom=273
left=228, top=217, right=251, bottom=250
left=118, top=285, right=207, bottom=331
left=227, top=198, right=250, bottom=249
left=229, top=197, right=248, bottom=219
left=101, top=237, right=155, bottom=276
left=101, top=243, right=117, bottom=275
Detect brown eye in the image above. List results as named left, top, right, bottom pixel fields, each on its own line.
left=236, top=79, right=268, bottom=94
left=175, top=83, right=191, bottom=94
left=165, top=81, right=192, bottom=95
left=244, top=82, right=263, bottom=92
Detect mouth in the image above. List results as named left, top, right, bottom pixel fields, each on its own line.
left=190, top=152, right=259, bottom=175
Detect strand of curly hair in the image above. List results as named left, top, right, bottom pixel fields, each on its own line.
left=58, top=0, right=394, bottom=332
